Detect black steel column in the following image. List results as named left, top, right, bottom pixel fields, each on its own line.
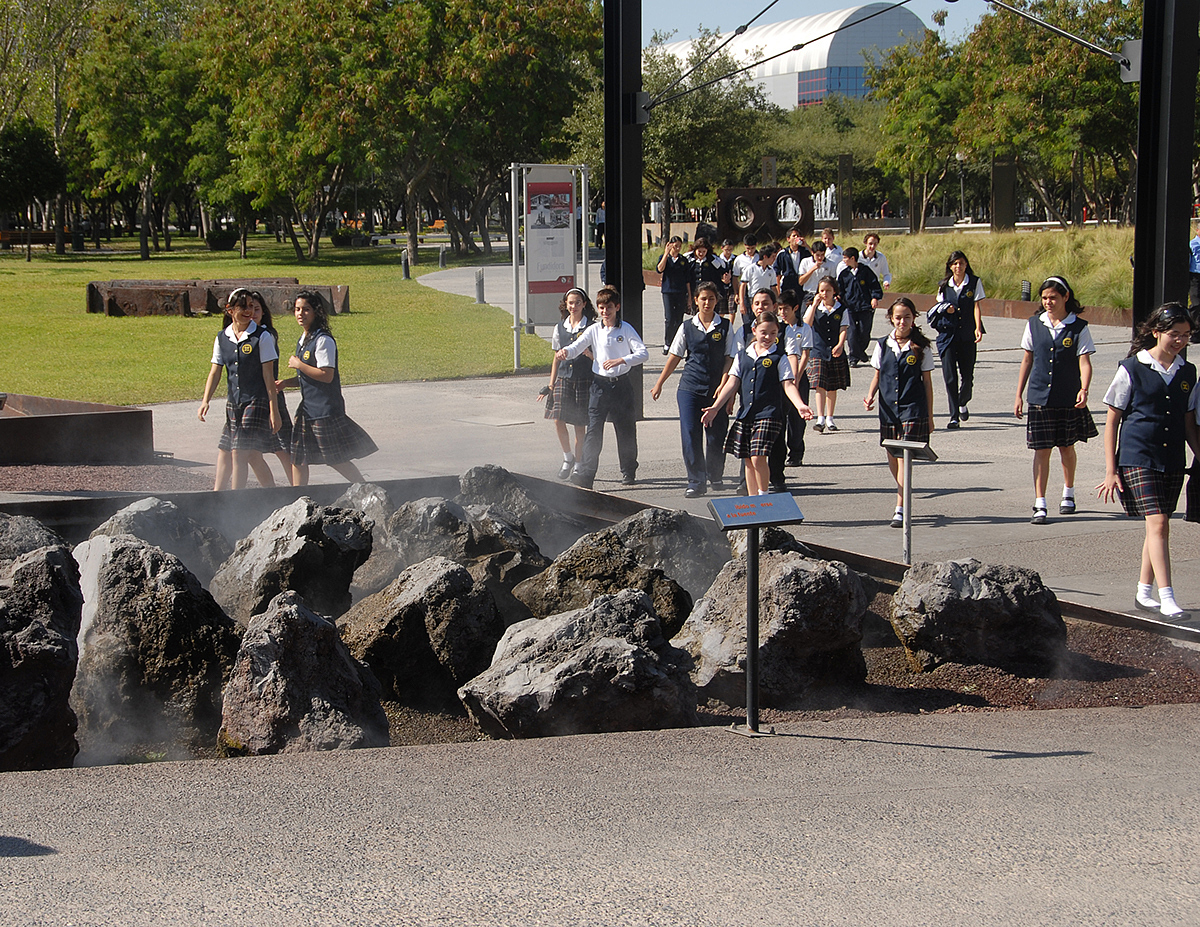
left=604, top=0, right=645, bottom=415
left=1131, top=0, right=1199, bottom=326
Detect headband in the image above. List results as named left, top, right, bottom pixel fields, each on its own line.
left=1043, top=276, right=1071, bottom=292
left=565, top=287, right=587, bottom=299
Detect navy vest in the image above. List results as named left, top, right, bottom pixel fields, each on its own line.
left=1117, top=357, right=1197, bottom=471
left=555, top=319, right=593, bottom=380
left=218, top=324, right=267, bottom=405
left=933, top=273, right=979, bottom=342
left=1027, top=314, right=1088, bottom=407
left=736, top=345, right=785, bottom=421
left=296, top=330, right=345, bottom=419
left=838, top=264, right=882, bottom=313
left=877, top=338, right=927, bottom=426
left=679, top=316, right=730, bottom=396
left=811, top=304, right=846, bottom=360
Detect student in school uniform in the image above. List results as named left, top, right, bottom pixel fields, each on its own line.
left=838, top=246, right=884, bottom=367
left=860, top=233, right=892, bottom=292
left=539, top=287, right=597, bottom=480
left=737, top=244, right=779, bottom=324
left=656, top=236, right=692, bottom=354
left=1096, top=303, right=1199, bottom=620
left=774, top=226, right=812, bottom=294
left=651, top=281, right=735, bottom=498
left=1013, top=276, right=1098, bottom=525
left=796, top=241, right=838, bottom=306
left=731, top=234, right=759, bottom=318
left=556, top=286, right=649, bottom=490
left=803, top=276, right=851, bottom=434
left=926, top=250, right=985, bottom=428
left=777, top=289, right=813, bottom=468
left=819, top=227, right=843, bottom=263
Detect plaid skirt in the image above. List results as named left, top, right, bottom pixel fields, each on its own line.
left=724, top=416, right=783, bottom=459
left=880, top=419, right=931, bottom=457
left=1026, top=405, right=1098, bottom=450
left=544, top=375, right=592, bottom=426
left=217, top=395, right=279, bottom=453
left=1117, top=465, right=1185, bottom=517
left=290, top=407, right=378, bottom=466
left=807, top=354, right=851, bottom=391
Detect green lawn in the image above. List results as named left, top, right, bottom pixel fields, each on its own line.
left=1, top=235, right=549, bottom=405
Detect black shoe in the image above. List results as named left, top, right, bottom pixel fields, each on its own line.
left=946, top=418, right=960, bottom=429
left=812, top=422, right=825, bottom=434
left=959, top=406, right=969, bottom=421
left=1031, top=507, right=1047, bottom=525
left=709, top=478, right=725, bottom=490
left=848, top=359, right=860, bottom=368
left=786, top=456, right=804, bottom=467
left=620, top=472, right=636, bottom=486
left=736, top=482, right=748, bottom=495
left=569, top=472, right=593, bottom=490
left=890, top=512, right=904, bottom=528
left=1059, top=499, right=1076, bottom=515
left=558, top=460, right=574, bottom=480
left=684, top=487, right=706, bottom=499
left=769, top=482, right=788, bottom=494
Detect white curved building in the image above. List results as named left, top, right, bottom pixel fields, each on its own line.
left=659, top=4, right=927, bottom=108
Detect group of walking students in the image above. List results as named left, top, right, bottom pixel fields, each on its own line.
left=199, top=288, right=377, bottom=490
left=542, top=246, right=1199, bottom=622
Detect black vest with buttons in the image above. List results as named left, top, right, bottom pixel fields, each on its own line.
left=217, top=324, right=267, bottom=405
left=1027, top=314, right=1088, bottom=407
left=296, top=330, right=345, bottom=419
left=933, top=273, right=979, bottom=344
left=679, top=316, right=730, bottom=396
left=555, top=319, right=593, bottom=380
left=1117, top=357, right=1196, bottom=471
left=736, top=345, right=785, bottom=421
left=877, top=337, right=926, bottom=426
left=811, top=304, right=845, bottom=360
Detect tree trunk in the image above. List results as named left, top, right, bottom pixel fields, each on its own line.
left=472, top=182, right=493, bottom=255
left=54, top=194, right=65, bottom=255
left=405, top=185, right=422, bottom=264
left=658, top=180, right=673, bottom=244
left=139, top=180, right=151, bottom=259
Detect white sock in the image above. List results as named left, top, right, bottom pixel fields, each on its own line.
left=1137, top=583, right=1159, bottom=607
left=825, top=417, right=835, bottom=428
left=1062, top=486, right=1075, bottom=500
left=1034, top=497, right=1047, bottom=511
left=563, top=452, right=574, bottom=463
left=895, top=506, right=904, bottom=515
left=757, top=489, right=768, bottom=496
left=816, top=415, right=825, bottom=425
left=1159, top=587, right=1183, bottom=616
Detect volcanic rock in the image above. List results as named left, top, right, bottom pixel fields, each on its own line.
left=209, top=497, right=372, bottom=625
left=338, top=556, right=504, bottom=709
left=89, top=497, right=232, bottom=587
left=218, top=591, right=388, bottom=755
left=674, top=550, right=868, bottom=707
left=333, top=482, right=403, bottom=598
left=0, top=542, right=84, bottom=771
left=457, top=589, right=696, bottom=739
left=890, top=558, right=1067, bottom=672
left=457, top=464, right=590, bottom=556
left=512, top=530, right=693, bottom=638
left=608, top=508, right=730, bottom=602
left=71, top=535, right=240, bottom=761
left=0, top=513, right=65, bottom=560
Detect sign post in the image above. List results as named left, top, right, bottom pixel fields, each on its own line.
left=881, top=439, right=938, bottom=565
left=707, top=493, right=805, bottom=736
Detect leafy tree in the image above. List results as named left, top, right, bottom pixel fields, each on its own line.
left=0, top=116, right=65, bottom=259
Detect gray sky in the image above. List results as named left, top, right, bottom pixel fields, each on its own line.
left=641, top=0, right=992, bottom=46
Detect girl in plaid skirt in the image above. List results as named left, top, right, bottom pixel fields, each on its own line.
left=278, top=291, right=377, bottom=486
left=802, top=276, right=851, bottom=433
left=537, top=288, right=596, bottom=480
left=863, top=298, right=935, bottom=528
left=1013, top=276, right=1098, bottom=524
left=1096, top=303, right=1199, bottom=619
left=701, top=311, right=813, bottom=495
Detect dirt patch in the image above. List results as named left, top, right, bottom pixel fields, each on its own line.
left=0, top=462, right=211, bottom=494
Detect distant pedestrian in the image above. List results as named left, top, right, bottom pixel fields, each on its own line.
left=539, top=287, right=597, bottom=480
left=927, top=250, right=985, bottom=428
left=838, top=246, right=884, bottom=367
left=1013, top=276, right=1098, bottom=525
left=594, top=200, right=606, bottom=249
left=1096, top=303, right=1199, bottom=620
left=656, top=236, right=691, bottom=354
left=803, top=276, right=851, bottom=434
left=860, top=233, right=892, bottom=291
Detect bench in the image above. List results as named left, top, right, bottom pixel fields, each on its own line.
left=370, top=233, right=406, bottom=246
left=0, top=230, right=57, bottom=246
left=430, top=220, right=446, bottom=232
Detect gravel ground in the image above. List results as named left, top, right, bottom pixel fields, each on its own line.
left=0, top=462, right=212, bottom=494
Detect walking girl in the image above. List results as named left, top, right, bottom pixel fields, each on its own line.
left=1096, top=303, right=1199, bottom=620
left=278, top=291, right=378, bottom=486
left=863, top=298, right=935, bottom=528
left=927, top=250, right=985, bottom=427
left=538, top=287, right=596, bottom=480
left=803, top=276, right=851, bottom=433
left=249, top=291, right=295, bottom=485
left=702, top=311, right=813, bottom=496
left=656, top=236, right=691, bottom=354
left=198, top=288, right=282, bottom=490
left=1013, top=276, right=1098, bottom=524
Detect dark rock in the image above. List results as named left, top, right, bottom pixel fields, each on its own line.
left=512, top=530, right=693, bottom=638
left=0, top=514, right=65, bottom=560
left=674, top=551, right=868, bottom=708
left=338, top=557, right=504, bottom=709
left=71, top=535, right=240, bottom=762
left=457, top=589, right=696, bottom=739
left=728, top=525, right=810, bottom=558
left=333, top=482, right=404, bottom=599
left=89, top=497, right=232, bottom=587
left=0, top=544, right=83, bottom=771
left=457, top=464, right=590, bottom=556
left=608, top=508, right=730, bottom=602
left=209, top=497, right=372, bottom=625
left=218, top=591, right=388, bottom=755
left=890, top=559, right=1067, bottom=672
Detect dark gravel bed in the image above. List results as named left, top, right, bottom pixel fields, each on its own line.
left=0, top=462, right=211, bottom=494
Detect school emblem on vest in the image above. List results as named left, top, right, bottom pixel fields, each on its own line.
left=763, top=357, right=773, bottom=368
left=1183, top=380, right=1191, bottom=392
left=240, top=343, right=253, bottom=355
left=906, top=354, right=917, bottom=365
left=712, top=331, right=722, bottom=341
left=302, top=350, right=311, bottom=361
left=616, top=336, right=624, bottom=342
left=1062, top=336, right=1073, bottom=348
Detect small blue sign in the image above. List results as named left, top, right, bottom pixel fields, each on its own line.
left=706, top=493, right=804, bottom=532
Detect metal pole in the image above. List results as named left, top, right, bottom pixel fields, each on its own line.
left=511, top=163, right=521, bottom=370
left=745, top=526, right=760, bottom=733
left=475, top=269, right=485, bottom=304
left=402, top=249, right=410, bottom=280
left=902, top=449, right=914, bottom=565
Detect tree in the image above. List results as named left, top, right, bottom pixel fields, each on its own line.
left=0, top=116, right=65, bottom=259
